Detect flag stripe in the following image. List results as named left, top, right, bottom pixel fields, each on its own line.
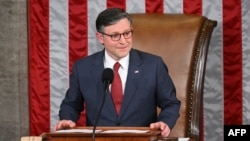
left=145, top=0, right=163, bottom=13
left=242, top=0, right=250, bottom=124
left=49, top=0, right=69, bottom=131
left=107, top=0, right=126, bottom=9
left=29, top=0, right=50, bottom=135
left=126, top=0, right=145, bottom=13
left=163, top=0, right=183, bottom=13
left=183, top=0, right=202, bottom=14
left=202, top=0, right=223, bottom=140
left=69, top=0, right=88, bottom=126
left=87, top=1, right=105, bottom=55
left=223, top=0, right=243, bottom=124
left=69, top=0, right=88, bottom=72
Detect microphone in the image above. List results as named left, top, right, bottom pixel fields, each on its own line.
left=102, top=68, right=114, bottom=93
left=92, top=68, right=114, bottom=141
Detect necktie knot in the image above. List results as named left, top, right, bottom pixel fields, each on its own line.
left=113, top=62, right=121, bottom=72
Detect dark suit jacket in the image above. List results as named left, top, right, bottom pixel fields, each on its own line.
left=59, top=49, right=180, bottom=129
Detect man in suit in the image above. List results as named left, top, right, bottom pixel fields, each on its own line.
left=54, top=7, right=180, bottom=137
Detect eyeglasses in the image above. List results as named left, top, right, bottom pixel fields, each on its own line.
left=100, top=30, right=133, bottom=41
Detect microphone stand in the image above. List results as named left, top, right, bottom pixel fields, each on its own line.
left=92, top=80, right=110, bottom=141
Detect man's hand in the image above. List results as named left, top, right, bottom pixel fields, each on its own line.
left=53, top=120, right=76, bottom=131
left=150, top=121, right=171, bottom=137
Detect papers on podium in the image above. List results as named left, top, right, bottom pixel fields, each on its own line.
left=55, top=129, right=149, bottom=134
left=54, top=128, right=190, bottom=141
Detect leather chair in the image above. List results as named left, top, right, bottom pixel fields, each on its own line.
left=130, top=13, right=217, bottom=141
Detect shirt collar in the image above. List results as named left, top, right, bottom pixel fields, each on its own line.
left=104, top=51, right=129, bottom=70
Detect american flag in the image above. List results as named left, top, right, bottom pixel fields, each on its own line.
left=28, top=0, right=250, bottom=141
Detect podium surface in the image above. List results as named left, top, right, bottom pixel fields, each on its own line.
left=43, top=127, right=165, bottom=141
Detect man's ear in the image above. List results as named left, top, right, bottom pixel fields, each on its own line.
left=96, top=32, right=104, bottom=44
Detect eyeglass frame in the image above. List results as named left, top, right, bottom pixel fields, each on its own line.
left=99, top=30, right=133, bottom=41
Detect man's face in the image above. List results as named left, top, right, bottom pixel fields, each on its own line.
left=96, top=18, right=133, bottom=61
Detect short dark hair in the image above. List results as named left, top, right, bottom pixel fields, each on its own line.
left=96, top=8, right=132, bottom=32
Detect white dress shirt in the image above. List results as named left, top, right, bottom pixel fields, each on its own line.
left=104, top=51, right=129, bottom=94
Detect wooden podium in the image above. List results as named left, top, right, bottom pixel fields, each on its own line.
left=42, top=127, right=177, bottom=141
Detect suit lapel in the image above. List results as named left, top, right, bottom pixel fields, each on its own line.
left=91, top=50, right=104, bottom=95
left=92, top=49, right=144, bottom=118
left=119, top=49, right=142, bottom=117
left=92, top=50, right=117, bottom=117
